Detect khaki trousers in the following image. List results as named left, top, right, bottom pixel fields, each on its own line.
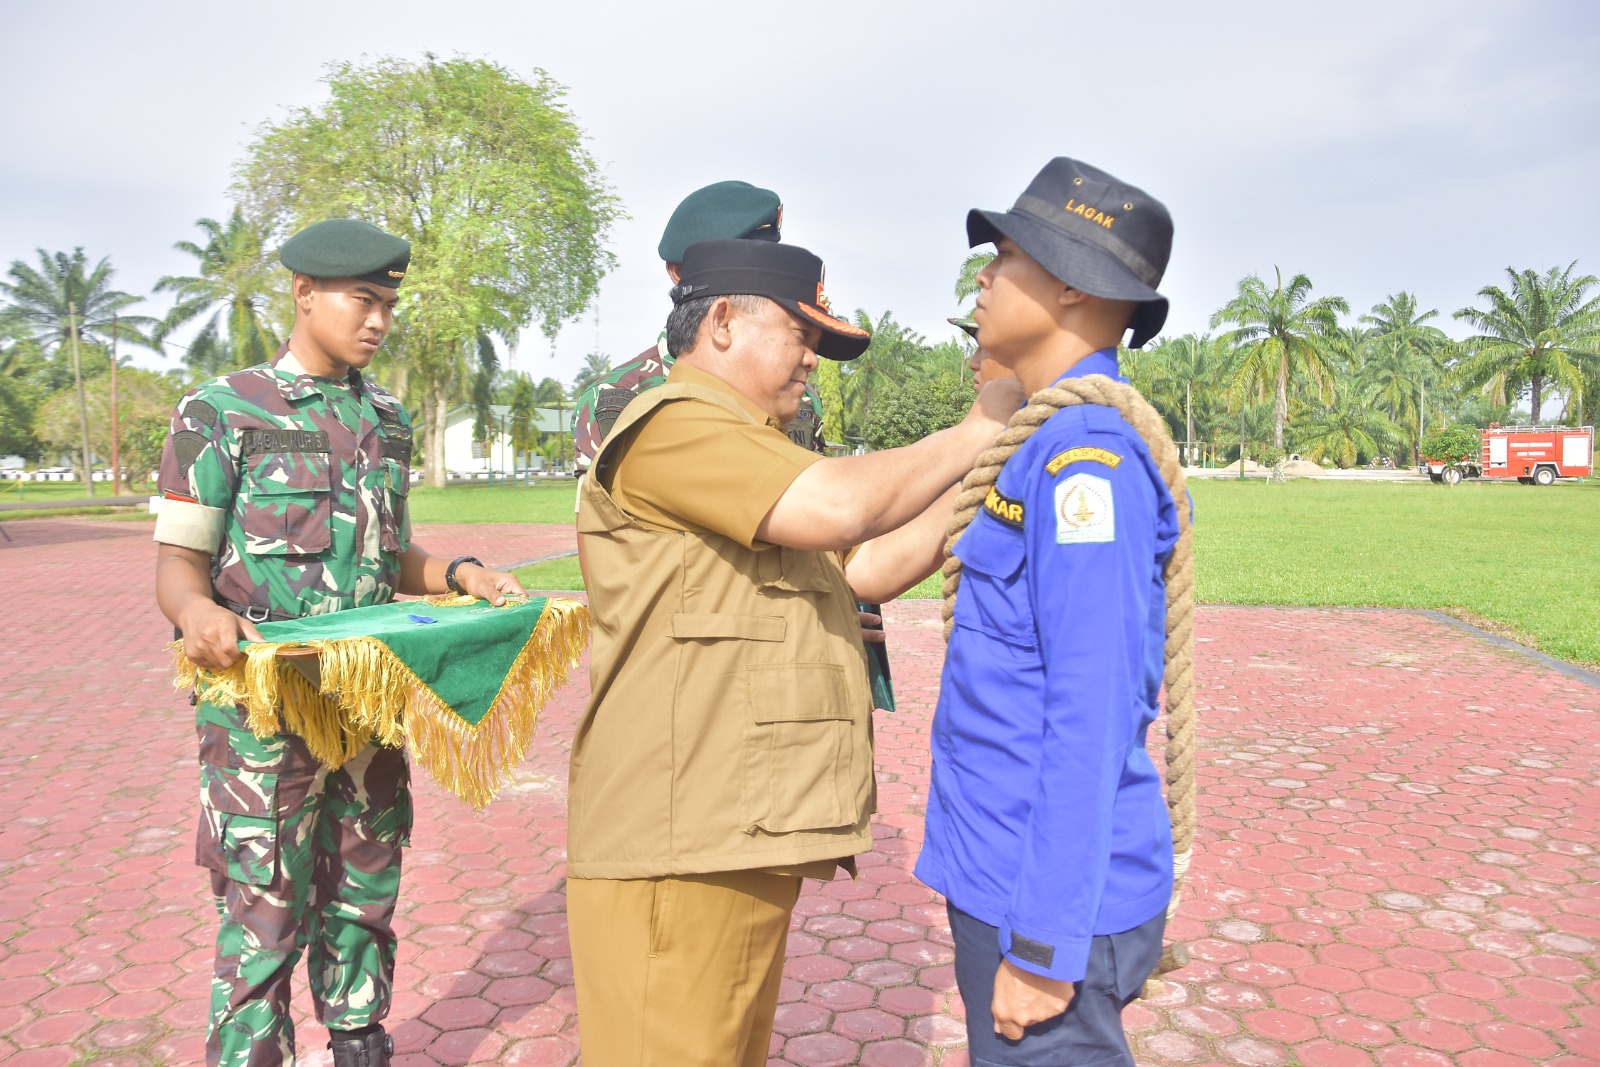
left=567, top=869, right=804, bottom=1066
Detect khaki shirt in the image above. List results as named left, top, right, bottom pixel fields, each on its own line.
left=571, top=369, right=873, bottom=880
left=608, top=364, right=839, bottom=880
left=608, top=364, right=821, bottom=543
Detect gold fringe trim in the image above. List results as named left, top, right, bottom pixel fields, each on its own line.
left=172, top=598, right=591, bottom=808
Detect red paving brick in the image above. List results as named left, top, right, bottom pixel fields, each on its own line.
left=1, top=518, right=1597, bottom=1065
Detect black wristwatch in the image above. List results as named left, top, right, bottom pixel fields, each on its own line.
left=444, top=555, right=483, bottom=594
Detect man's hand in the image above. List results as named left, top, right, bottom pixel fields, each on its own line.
left=992, top=958, right=1075, bottom=1041
left=964, top=376, right=1027, bottom=437
left=177, top=600, right=263, bottom=672
left=453, top=564, right=527, bottom=607
left=858, top=608, right=885, bottom=644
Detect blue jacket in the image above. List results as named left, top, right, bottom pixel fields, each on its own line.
left=916, top=350, right=1179, bottom=983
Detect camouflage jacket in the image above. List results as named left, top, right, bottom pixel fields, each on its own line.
left=153, top=349, right=415, bottom=618
left=572, top=332, right=826, bottom=471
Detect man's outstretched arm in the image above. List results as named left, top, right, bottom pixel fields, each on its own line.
left=756, top=378, right=1022, bottom=552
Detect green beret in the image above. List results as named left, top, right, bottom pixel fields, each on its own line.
left=278, top=219, right=411, bottom=288
left=947, top=315, right=979, bottom=340
left=657, top=181, right=782, bottom=264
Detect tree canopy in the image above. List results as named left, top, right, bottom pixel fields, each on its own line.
left=0, top=248, right=158, bottom=356
left=1452, top=263, right=1600, bottom=424
left=863, top=372, right=973, bottom=451
left=1212, top=268, right=1350, bottom=450
left=234, top=55, right=621, bottom=485
left=34, top=364, right=179, bottom=479
left=154, top=209, right=282, bottom=377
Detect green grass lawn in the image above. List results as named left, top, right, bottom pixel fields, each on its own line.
left=511, top=554, right=585, bottom=592
left=1188, top=478, right=1599, bottom=667
left=0, top=477, right=580, bottom=523
left=406, top=481, right=578, bottom=525
left=520, top=477, right=1600, bottom=667
left=0, top=479, right=158, bottom=520
left=19, top=471, right=1595, bottom=667
left=0, top=479, right=150, bottom=503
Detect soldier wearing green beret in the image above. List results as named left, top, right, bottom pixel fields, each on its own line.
left=153, top=218, right=525, bottom=1067
left=950, top=314, right=1015, bottom=389
left=572, top=181, right=823, bottom=467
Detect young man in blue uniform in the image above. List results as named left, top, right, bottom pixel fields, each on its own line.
left=916, top=158, right=1180, bottom=1065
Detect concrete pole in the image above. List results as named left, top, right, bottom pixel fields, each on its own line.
left=110, top=313, right=121, bottom=494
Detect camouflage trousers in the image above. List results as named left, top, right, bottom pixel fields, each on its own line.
left=196, top=698, right=413, bottom=1067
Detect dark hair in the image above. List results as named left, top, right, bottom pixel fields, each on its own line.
left=665, top=293, right=769, bottom=358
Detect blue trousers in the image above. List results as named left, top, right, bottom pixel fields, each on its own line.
left=949, top=905, right=1165, bottom=1066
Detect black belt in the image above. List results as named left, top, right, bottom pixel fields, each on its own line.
left=176, top=599, right=307, bottom=704
left=215, top=598, right=304, bottom=624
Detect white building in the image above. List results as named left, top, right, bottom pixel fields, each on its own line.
left=440, top=404, right=572, bottom=476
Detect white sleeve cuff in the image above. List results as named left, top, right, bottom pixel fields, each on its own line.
left=153, top=499, right=226, bottom=553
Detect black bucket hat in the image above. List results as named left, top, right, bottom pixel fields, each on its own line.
left=967, top=158, right=1172, bottom=347
left=671, top=239, right=871, bottom=361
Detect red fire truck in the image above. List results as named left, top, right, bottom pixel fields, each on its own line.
left=1422, top=424, right=1594, bottom=485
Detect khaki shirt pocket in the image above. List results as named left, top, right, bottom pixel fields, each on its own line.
left=757, top=548, right=838, bottom=594
left=743, top=663, right=854, bottom=833
left=242, top=453, right=333, bottom=555
left=200, top=764, right=280, bottom=886
left=668, top=613, right=787, bottom=642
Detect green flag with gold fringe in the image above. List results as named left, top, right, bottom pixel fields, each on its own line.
left=173, top=594, right=589, bottom=808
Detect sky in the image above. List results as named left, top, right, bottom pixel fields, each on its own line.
left=3, top=0, right=1598, bottom=388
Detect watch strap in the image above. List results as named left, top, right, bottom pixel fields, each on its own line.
left=445, top=555, right=484, bottom=594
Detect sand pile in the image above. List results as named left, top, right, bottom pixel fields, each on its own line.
left=1219, top=458, right=1263, bottom=473
left=1280, top=459, right=1327, bottom=478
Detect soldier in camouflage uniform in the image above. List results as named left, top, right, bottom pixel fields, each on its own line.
left=153, top=219, right=524, bottom=1067
left=574, top=331, right=827, bottom=463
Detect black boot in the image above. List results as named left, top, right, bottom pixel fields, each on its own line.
left=328, top=1026, right=393, bottom=1067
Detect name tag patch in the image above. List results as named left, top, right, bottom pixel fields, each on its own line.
left=241, top=428, right=330, bottom=455
left=983, top=485, right=1025, bottom=528
left=1055, top=473, right=1114, bottom=544
left=1045, top=446, right=1122, bottom=476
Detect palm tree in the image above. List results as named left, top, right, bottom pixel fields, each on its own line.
left=572, top=352, right=611, bottom=398
left=1452, top=263, right=1600, bottom=424
left=153, top=209, right=283, bottom=376
left=1212, top=268, right=1350, bottom=449
left=953, top=252, right=993, bottom=312
left=533, top=377, right=570, bottom=469
left=1, top=248, right=157, bottom=354
left=1356, top=333, right=1416, bottom=444
left=470, top=331, right=500, bottom=451
left=840, top=310, right=930, bottom=442
left=1360, top=292, right=1450, bottom=446
left=507, top=374, right=542, bottom=465
left=1290, top=381, right=1402, bottom=468
left=1132, top=334, right=1225, bottom=465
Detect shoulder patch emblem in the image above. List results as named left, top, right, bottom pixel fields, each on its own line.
left=983, top=484, right=1025, bottom=528
left=171, top=429, right=208, bottom=478
left=182, top=398, right=219, bottom=430
left=1055, top=472, right=1115, bottom=544
left=594, top=386, right=637, bottom=437
left=1045, top=446, right=1122, bottom=476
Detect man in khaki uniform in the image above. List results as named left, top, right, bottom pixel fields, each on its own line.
left=569, top=239, right=1023, bottom=1065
